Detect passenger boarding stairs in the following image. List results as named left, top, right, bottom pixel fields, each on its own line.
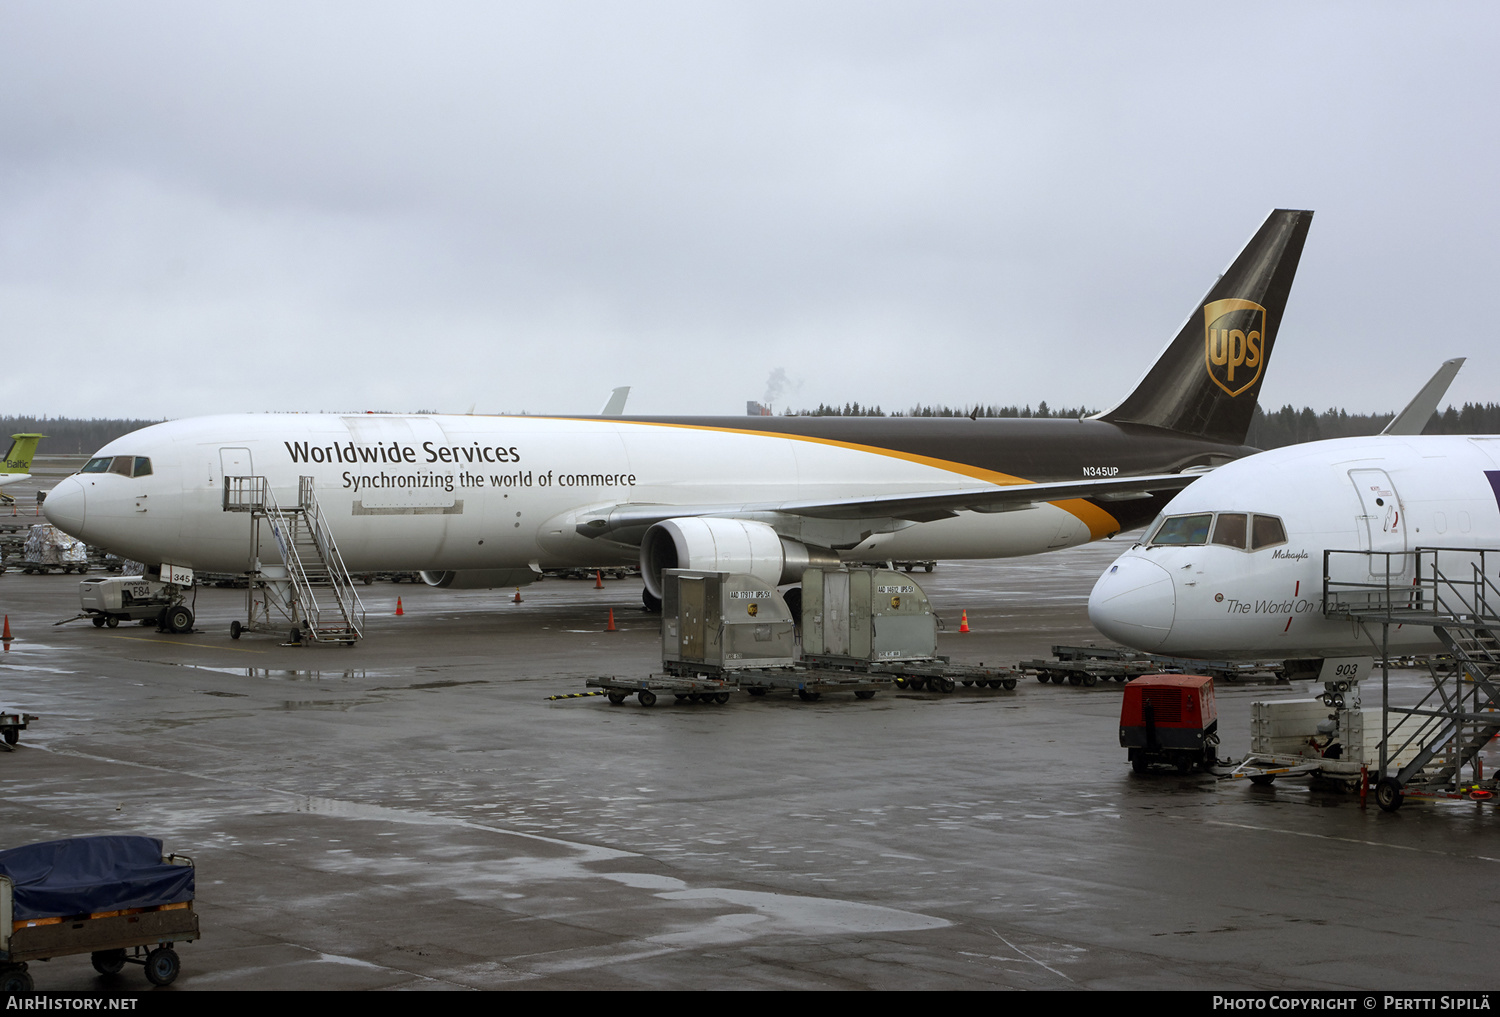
left=224, top=476, right=365, bottom=644
left=1323, top=548, right=1500, bottom=793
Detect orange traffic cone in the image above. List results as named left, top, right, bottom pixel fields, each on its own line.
left=2, top=615, right=11, bottom=641
left=595, top=570, right=604, bottom=589
left=959, top=610, right=970, bottom=633
left=606, top=608, right=617, bottom=632
left=395, top=598, right=404, bottom=616
left=513, top=587, right=523, bottom=603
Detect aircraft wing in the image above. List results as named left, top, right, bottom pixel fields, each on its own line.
left=575, top=472, right=1200, bottom=539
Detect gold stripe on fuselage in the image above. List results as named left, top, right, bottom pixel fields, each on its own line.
left=539, top=417, right=1122, bottom=540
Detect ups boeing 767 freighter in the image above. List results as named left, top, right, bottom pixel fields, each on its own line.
left=44, top=209, right=1313, bottom=613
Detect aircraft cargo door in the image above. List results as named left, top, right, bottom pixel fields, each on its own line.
left=1348, top=469, right=1409, bottom=578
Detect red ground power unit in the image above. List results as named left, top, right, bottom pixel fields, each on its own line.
left=1119, top=674, right=1219, bottom=773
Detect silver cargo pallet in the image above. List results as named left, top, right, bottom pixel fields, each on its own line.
left=587, top=674, right=738, bottom=708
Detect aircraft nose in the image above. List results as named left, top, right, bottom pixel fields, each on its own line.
left=1088, top=554, right=1176, bottom=652
left=43, top=476, right=87, bottom=536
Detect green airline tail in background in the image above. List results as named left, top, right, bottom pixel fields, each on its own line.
left=2, top=433, right=45, bottom=476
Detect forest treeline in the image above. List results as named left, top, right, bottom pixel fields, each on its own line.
left=0, top=417, right=163, bottom=455
left=8, top=403, right=1500, bottom=455
left=786, top=402, right=1500, bottom=449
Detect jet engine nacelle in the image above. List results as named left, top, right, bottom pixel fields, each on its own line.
left=639, top=517, right=839, bottom=598
left=421, top=568, right=540, bottom=589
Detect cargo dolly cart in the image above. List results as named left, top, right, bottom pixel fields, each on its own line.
left=0, top=836, right=198, bottom=990
left=872, top=658, right=1020, bottom=693
left=734, top=666, right=892, bottom=701
left=1120, top=675, right=1221, bottom=774
left=1024, top=653, right=1165, bottom=687
left=0, top=711, right=38, bottom=750
left=587, top=674, right=738, bottom=707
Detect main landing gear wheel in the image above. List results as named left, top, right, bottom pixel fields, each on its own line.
left=144, top=946, right=180, bottom=986
left=1376, top=777, right=1405, bottom=813
left=164, top=606, right=194, bottom=633
left=91, top=949, right=126, bottom=975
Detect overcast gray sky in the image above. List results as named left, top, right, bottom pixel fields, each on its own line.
left=2, top=2, right=1495, bottom=420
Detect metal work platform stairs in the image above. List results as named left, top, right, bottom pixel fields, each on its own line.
left=1324, top=547, right=1500, bottom=799
left=224, top=475, right=365, bottom=644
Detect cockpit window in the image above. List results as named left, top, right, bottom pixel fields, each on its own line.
left=1149, top=511, right=1287, bottom=551
left=1211, top=513, right=1247, bottom=549
left=1149, top=514, right=1213, bottom=546
left=1250, top=514, right=1287, bottom=550
left=82, top=455, right=152, bottom=478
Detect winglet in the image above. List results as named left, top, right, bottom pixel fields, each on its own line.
left=1381, top=358, right=1465, bottom=436
left=600, top=387, right=631, bottom=416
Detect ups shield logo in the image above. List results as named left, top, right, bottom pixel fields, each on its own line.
left=1203, top=298, right=1267, bottom=397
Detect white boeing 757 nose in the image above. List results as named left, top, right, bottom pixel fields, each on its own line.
left=1088, top=555, right=1176, bottom=651
left=43, top=475, right=87, bottom=535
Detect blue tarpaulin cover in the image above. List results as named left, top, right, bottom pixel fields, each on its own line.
left=0, top=837, right=194, bottom=920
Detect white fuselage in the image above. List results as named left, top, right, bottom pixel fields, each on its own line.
left=44, top=414, right=1109, bottom=574
left=1089, top=435, right=1500, bottom=659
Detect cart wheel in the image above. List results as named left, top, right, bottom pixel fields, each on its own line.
left=746, top=688, right=767, bottom=697
left=165, top=606, right=194, bottom=633
left=229, top=620, right=242, bottom=640
left=894, top=677, right=908, bottom=689
left=638, top=689, right=656, bottom=707
left=961, top=680, right=973, bottom=687
left=107, top=616, right=120, bottom=628
left=1131, top=756, right=1148, bottom=774
left=909, top=678, right=927, bottom=691
left=797, top=690, right=821, bottom=702
left=1174, top=755, right=1192, bottom=774
left=1036, top=673, right=1050, bottom=683
left=1068, top=675, right=1083, bottom=686
left=1082, top=673, right=1098, bottom=688
left=2, top=727, right=17, bottom=745
left=92, top=615, right=106, bottom=628
left=1003, top=679, right=1017, bottom=691
left=1249, top=775, right=1275, bottom=786
left=854, top=690, right=875, bottom=700
left=1376, top=777, right=1404, bottom=813
left=144, top=946, right=180, bottom=986
left=1050, top=673, right=1066, bottom=685
left=713, top=692, right=730, bottom=705
left=91, top=949, right=127, bottom=975
left=607, top=691, right=627, bottom=705
left=935, top=676, right=955, bottom=694
left=0, top=966, right=33, bottom=992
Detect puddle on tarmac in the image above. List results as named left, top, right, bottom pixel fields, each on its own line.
left=163, top=663, right=375, bottom=682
